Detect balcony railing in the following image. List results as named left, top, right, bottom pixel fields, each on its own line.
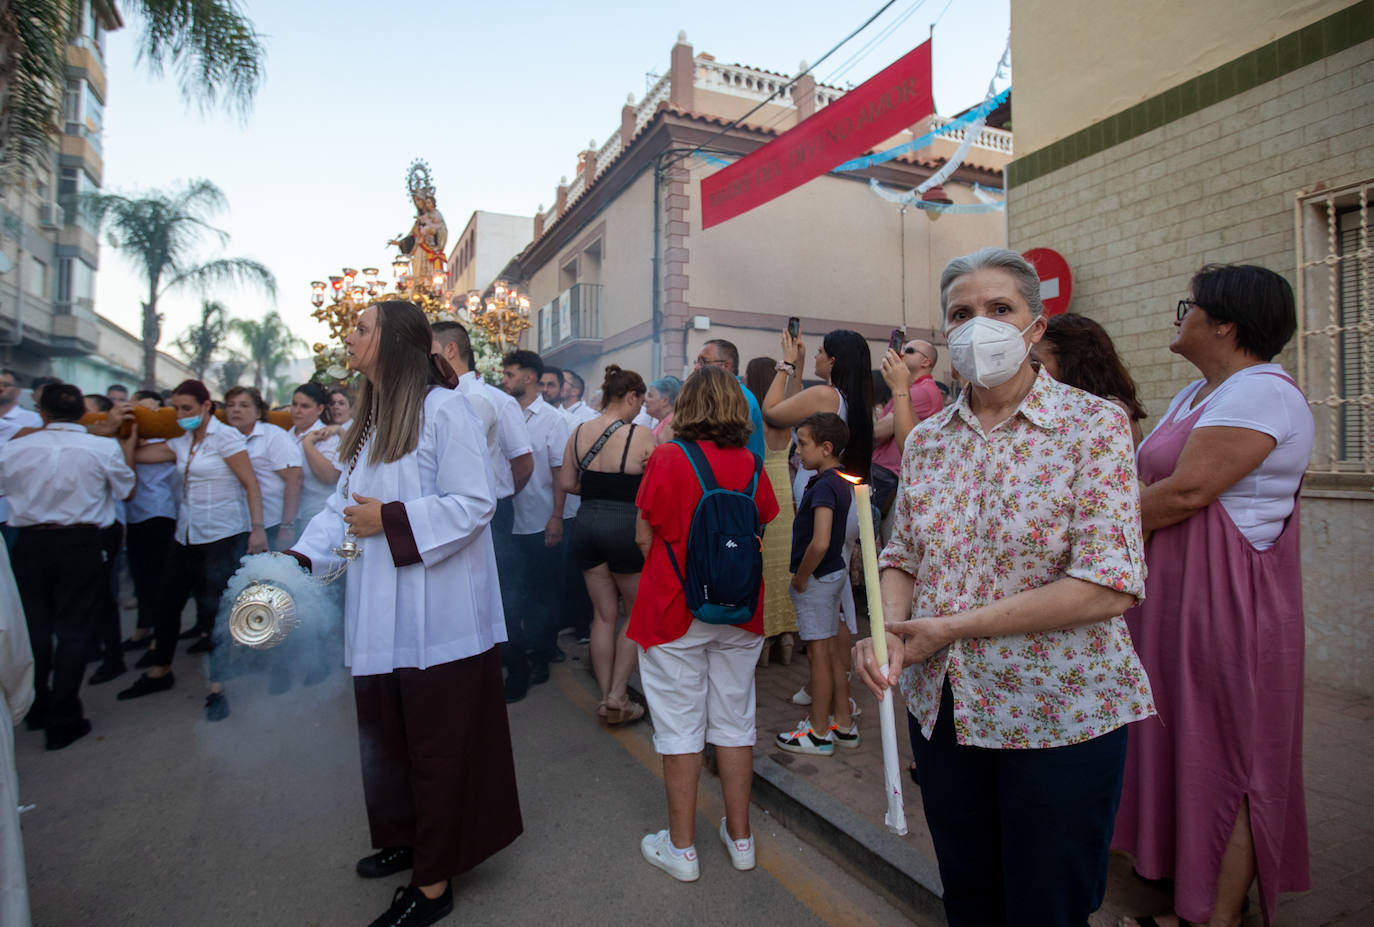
left=540, top=283, right=602, bottom=352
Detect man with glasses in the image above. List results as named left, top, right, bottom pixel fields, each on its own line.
left=871, top=339, right=943, bottom=515
left=0, top=370, right=42, bottom=551
left=695, top=339, right=766, bottom=458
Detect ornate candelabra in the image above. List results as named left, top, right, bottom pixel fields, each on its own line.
left=462, top=279, right=532, bottom=353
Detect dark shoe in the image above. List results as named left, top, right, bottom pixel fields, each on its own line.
left=268, top=666, right=291, bottom=695
left=24, top=706, right=47, bottom=731
left=134, top=649, right=159, bottom=670
left=366, top=883, right=452, bottom=927
left=205, top=692, right=229, bottom=722
left=88, top=662, right=127, bottom=685
left=45, top=718, right=92, bottom=751
left=529, top=662, right=550, bottom=685
left=186, top=636, right=215, bottom=654
left=121, top=634, right=153, bottom=652
left=117, top=672, right=175, bottom=701
left=504, top=675, right=528, bottom=704
left=302, top=663, right=331, bottom=687
left=178, top=626, right=204, bottom=641
left=356, top=846, right=413, bottom=879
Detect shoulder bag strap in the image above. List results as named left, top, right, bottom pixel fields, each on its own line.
left=578, top=420, right=624, bottom=471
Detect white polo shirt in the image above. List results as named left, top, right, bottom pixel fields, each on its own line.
left=167, top=416, right=250, bottom=545
left=511, top=395, right=569, bottom=535
left=243, top=421, right=304, bottom=529
left=0, top=422, right=135, bottom=527
left=0, top=404, right=42, bottom=524
left=457, top=371, right=532, bottom=500
left=291, top=419, right=341, bottom=524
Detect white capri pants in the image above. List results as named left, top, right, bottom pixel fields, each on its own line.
left=638, top=619, right=765, bottom=755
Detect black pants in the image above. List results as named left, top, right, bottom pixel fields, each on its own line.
left=126, top=517, right=174, bottom=632
left=88, top=522, right=124, bottom=666
left=509, top=530, right=561, bottom=671
left=910, top=680, right=1128, bottom=927
left=150, top=533, right=247, bottom=680
left=13, top=526, right=104, bottom=728
left=559, top=516, right=592, bottom=639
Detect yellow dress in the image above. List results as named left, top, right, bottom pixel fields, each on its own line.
left=761, top=445, right=797, bottom=638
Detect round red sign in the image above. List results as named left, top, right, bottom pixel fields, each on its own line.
left=1022, top=248, right=1073, bottom=316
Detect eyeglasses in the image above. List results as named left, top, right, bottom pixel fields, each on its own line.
left=1176, top=298, right=1202, bottom=321
left=694, top=357, right=731, bottom=369
left=903, top=346, right=933, bottom=363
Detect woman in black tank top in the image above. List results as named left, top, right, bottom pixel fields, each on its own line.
left=557, top=366, right=658, bottom=724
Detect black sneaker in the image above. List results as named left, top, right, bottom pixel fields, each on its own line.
left=205, top=692, right=230, bottom=722
left=117, top=672, right=175, bottom=701
left=529, top=662, right=550, bottom=685
left=45, top=718, right=92, bottom=751
left=366, top=884, right=452, bottom=927
left=356, top=846, right=413, bottom=879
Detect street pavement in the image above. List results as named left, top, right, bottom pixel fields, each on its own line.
left=13, top=632, right=925, bottom=927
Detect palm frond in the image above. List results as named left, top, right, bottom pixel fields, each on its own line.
left=164, top=257, right=276, bottom=301
left=128, top=0, right=266, bottom=119
left=0, top=0, right=72, bottom=179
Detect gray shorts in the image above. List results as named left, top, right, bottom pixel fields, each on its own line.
left=787, top=569, right=846, bottom=641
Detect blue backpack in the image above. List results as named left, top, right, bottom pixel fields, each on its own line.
left=663, top=440, right=765, bottom=625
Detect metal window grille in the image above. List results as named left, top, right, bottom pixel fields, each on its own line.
left=1296, top=180, right=1374, bottom=473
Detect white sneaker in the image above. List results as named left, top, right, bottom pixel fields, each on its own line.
left=641, top=829, right=699, bottom=882
left=776, top=717, right=834, bottom=756
left=790, top=686, right=812, bottom=706
left=828, top=718, right=861, bottom=749
left=718, top=817, right=756, bottom=871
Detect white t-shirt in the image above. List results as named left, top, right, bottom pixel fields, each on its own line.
left=512, top=396, right=569, bottom=535
left=166, top=417, right=250, bottom=545
left=0, top=405, right=41, bottom=525
left=1148, top=364, right=1314, bottom=550
left=243, top=421, right=304, bottom=529
left=291, top=419, right=341, bottom=524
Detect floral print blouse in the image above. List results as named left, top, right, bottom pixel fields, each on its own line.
left=878, top=367, right=1154, bottom=749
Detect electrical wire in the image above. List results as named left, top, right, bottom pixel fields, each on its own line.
left=661, top=0, right=901, bottom=169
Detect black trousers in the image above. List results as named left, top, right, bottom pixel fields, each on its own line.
left=13, top=526, right=104, bottom=727
left=909, top=680, right=1128, bottom=927
left=88, top=522, right=124, bottom=666
left=150, top=533, right=247, bottom=680
left=506, top=530, right=560, bottom=673
left=559, top=516, right=592, bottom=639
left=126, top=517, right=174, bottom=631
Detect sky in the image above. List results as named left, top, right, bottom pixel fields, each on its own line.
left=95, top=0, right=1011, bottom=355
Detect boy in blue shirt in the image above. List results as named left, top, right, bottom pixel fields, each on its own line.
left=776, top=413, right=858, bottom=756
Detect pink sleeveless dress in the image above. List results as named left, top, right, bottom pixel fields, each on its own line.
left=1112, top=372, right=1310, bottom=925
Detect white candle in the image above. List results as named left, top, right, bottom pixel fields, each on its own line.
left=849, top=478, right=908, bottom=836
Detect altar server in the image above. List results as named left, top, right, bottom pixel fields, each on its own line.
left=289, top=300, right=522, bottom=927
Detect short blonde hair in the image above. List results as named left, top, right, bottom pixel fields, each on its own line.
left=671, top=365, right=753, bottom=448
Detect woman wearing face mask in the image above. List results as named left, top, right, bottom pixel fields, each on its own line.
left=116, top=380, right=269, bottom=721
left=289, top=383, right=342, bottom=530
left=853, top=248, right=1154, bottom=927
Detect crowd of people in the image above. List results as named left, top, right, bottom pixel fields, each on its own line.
left=0, top=248, right=1315, bottom=927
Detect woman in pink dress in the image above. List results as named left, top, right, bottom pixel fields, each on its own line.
left=1116, top=264, right=1314, bottom=927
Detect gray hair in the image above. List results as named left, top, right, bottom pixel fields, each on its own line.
left=939, top=247, right=1045, bottom=319
left=648, top=375, right=682, bottom=403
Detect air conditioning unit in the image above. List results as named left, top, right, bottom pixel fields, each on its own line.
left=38, top=204, right=60, bottom=228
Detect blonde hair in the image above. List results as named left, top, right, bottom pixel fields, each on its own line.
left=338, top=301, right=434, bottom=466
left=671, top=365, right=752, bottom=448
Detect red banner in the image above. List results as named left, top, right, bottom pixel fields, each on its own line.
left=700, top=41, right=932, bottom=230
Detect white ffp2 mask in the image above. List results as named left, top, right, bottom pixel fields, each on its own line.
left=946, top=316, right=1038, bottom=388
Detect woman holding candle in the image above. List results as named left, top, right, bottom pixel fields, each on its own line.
left=853, top=247, right=1153, bottom=927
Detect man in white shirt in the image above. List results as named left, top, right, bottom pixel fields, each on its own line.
left=0, top=370, right=43, bottom=551
left=560, top=369, right=599, bottom=423
left=0, top=384, right=135, bottom=750
left=501, top=350, right=570, bottom=701
left=538, top=366, right=566, bottom=412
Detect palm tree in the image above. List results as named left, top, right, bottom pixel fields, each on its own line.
left=172, top=298, right=228, bottom=379
left=86, top=178, right=276, bottom=388
left=1, top=0, right=266, bottom=177
left=229, top=310, right=302, bottom=402
left=215, top=350, right=248, bottom=396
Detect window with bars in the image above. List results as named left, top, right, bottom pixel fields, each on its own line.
left=1297, top=180, right=1374, bottom=473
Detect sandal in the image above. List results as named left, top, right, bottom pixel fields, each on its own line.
left=604, top=695, right=645, bottom=725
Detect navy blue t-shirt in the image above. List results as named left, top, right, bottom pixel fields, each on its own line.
left=790, top=467, right=852, bottom=576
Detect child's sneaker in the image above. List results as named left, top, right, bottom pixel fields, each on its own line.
left=829, top=718, right=861, bottom=749
left=776, top=718, right=834, bottom=756
left=640, top=829, right=699, bottom=882
left=718, top=817, right=756, bottom=871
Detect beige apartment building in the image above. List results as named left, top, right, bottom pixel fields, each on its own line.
left=1004, top=0, right=1374, bottom=693
left=510, top=33, right=1011, bottom=387
left=447, top=210, right=533, bottom=297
